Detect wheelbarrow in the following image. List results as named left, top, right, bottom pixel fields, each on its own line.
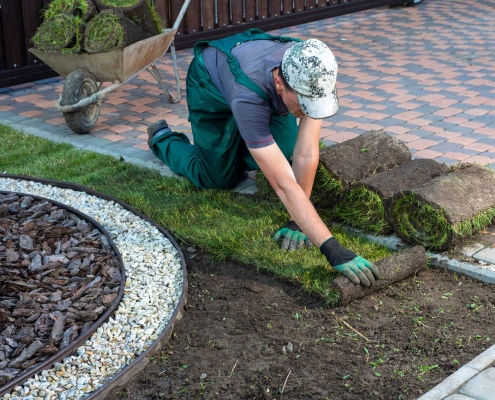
left=29, top=0, right=191, bottom=134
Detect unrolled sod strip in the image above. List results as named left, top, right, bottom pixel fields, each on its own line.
left=333, top=159, right=449, bottom=235
left=392, top=164, right=495, bottom=251
left=332, top=245, right=427, bottom=305
left=0, top=178, right=183, bottom=400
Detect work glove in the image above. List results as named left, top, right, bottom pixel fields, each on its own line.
left=273, top=220, right=312, bottom=251
left=320, top=236, right=380, bottom=287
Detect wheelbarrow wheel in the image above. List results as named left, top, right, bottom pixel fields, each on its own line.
left=61, top=69, right=100, bottom=134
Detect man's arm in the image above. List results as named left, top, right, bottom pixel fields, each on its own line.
left=291, top=116, right=321, bottom=199
left=250, top=132, right=380, bottom=287
left=250, top=140, right=330, bottom=247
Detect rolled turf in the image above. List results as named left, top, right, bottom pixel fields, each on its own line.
left=392, top=164, right=495, bottom=250
left=83, top=9, right=149, bottom=54
left=32, top=13, right=85, bottom=53
left=334, top=159, right=449, bottom=235
left=255, top=163, right=342, bottom=208
left=42, top=0, right=97, bottom=21
left=319, top=130, right=412, bottom=191
left=332, top=245, right=427, bottom=305
left=94, top=0, right=161, bottom=35
left=301, top=130, right=413, bottom=217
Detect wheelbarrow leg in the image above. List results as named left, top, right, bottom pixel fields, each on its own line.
left=147, top=41, right=182, bottom=104
left=147, top=0, right=191, bottom=104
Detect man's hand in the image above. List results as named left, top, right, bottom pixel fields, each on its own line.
left=320, top=237, right=380, bottom=287
left=273, top=221, right=312, bottom=250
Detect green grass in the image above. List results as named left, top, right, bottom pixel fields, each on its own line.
left=146, top=0, right=165, bottom=31
left=311, top=164, right=344, bottom=211
left=453, top=206, right=495, bottom=238
left=100, top=0, right=140, bottom=6
left=0, top=124, right=391, bottom=305
left=99, top=0, right=165, bottom=31
left=255, top=163, right=344, bottom=214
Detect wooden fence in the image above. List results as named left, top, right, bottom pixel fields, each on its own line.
left=0, top=0, right=400, bottom=89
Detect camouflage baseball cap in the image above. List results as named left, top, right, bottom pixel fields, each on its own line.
left=281, top=39, right=339, bottom=119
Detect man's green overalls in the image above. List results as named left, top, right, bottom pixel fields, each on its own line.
left=150, top=29, right=302, bottom=189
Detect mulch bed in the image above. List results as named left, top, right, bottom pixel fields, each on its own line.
left=0, top=192, right=122, bottom=389
left=107, top=248, right=495, bottom=400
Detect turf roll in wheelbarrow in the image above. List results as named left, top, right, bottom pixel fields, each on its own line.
left=42, top=0, right=98, bottom=21
left=333, top=159, right=449, bottom=235
left=83, top=9, right=150, bottom=53
left=94, top=0, right=161, bottom=36
left=392, top=164, right=495, bottom=250
left=332, top=245, right=427, bottom=305
left=31, top=0, right=98, bottom=54
left=31, top=13, right=85, bottom=54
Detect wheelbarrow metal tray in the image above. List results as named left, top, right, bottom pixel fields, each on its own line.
left=29, top=28, right=178, bottom=83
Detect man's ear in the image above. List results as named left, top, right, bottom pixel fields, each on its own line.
left=273, top=68, right=284, bottom=91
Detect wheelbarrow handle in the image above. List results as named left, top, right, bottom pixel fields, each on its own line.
left=173, top=0, right=192, bottom=31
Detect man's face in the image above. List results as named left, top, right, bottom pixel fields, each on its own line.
left=280, top=86, right=305, bottom=118
left=273, top=68, right=306, bottom=118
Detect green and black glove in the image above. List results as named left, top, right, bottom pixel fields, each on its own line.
left=273, top=221, right=312, bottom=251
left=320, top=236, right=380, bottom=287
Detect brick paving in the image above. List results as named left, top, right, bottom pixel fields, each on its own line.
left=1, top=0, right=495, bottom=171
left=1, top=1, right=495, bottom=398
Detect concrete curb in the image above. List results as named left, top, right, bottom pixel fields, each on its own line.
left=417, top=345, right=495, bottom=400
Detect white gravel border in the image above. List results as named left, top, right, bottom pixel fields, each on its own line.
left=0, top=178, right=184, bottom=400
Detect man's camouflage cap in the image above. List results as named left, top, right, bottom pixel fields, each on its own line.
left=282, top=39, right=339, bottom=119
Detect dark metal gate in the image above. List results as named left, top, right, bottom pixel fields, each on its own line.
left=0, top=0, right=400, bottom=89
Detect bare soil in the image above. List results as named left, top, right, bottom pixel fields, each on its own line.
left=107, top=248, right=495, bottom=400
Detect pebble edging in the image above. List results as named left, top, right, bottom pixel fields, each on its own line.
left=0, top=176, right=187, bottom=400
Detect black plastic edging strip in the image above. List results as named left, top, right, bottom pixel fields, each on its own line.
left=0, top=190, right=126, bottom=397
left=0, top=175, right=188, bottom=399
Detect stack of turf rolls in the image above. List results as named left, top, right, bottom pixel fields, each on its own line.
left=256, top=130, right=495, bottom=250
left=32, top=0, right=164, bottom=54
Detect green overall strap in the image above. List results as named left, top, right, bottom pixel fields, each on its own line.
left=194, top=28, right=302, bottom=102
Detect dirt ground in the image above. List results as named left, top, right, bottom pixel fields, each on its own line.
left=107, top=248, right=495, bottom=400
